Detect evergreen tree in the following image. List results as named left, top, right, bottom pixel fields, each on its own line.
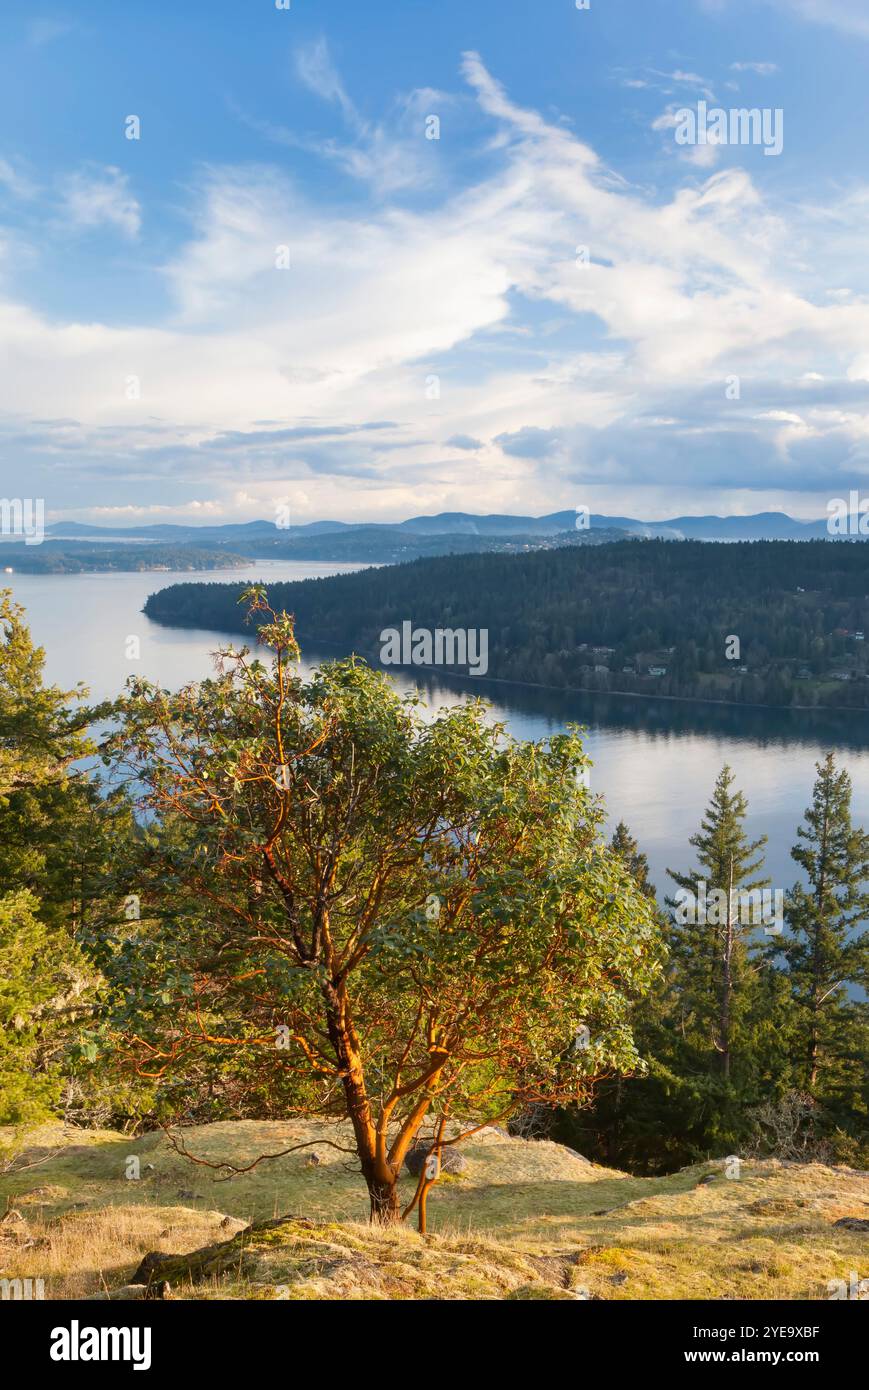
left=0, top=890, right=75, bottom=1125
left=781, top=755, right=869, bottom=1115
left=0, top=593, right=103, bottom=1127
left=0, top=591, right=89, bottom=802
left=610, top=821, right=657, bottom=900
left=667, top=765, right=768, bottom=1079
left=553, top=822, right=673, bottom=1169
left=574, top=773, right=789, bottom=1173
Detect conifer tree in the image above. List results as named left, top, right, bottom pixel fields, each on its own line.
left=552, top=822, right=673, bottom=1169
left=0, top=593, right=95, bottom=1126
left=610, top=821, right=657, bottom=900
left=0, top=890, right=72, bottom=1125
left=781, top=754, right=869, bottom=1101
left=667, top=765, right=768, bottom=1079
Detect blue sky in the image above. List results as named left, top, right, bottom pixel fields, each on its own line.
left=2, top=0, right=869, bottom=525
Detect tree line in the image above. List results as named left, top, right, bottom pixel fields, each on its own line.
left=562, top=762, right=869, bottom=1172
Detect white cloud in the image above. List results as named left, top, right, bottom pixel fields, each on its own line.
left=0, top=157, right=37, bottom=199
left=61, top=166, right=141, bottom=238
left=294, top=37, right=358, bottom=121
left=632, top=67, right=718, bottom=101
left=730, top=61, right=779, bottom=75
left=652, top=106, right=721, bottom=167
left=273, top=37, right=453, bottom=193
left=666, top=69, right=717, bottom=100
left=3, top=52, right=869, bottom=523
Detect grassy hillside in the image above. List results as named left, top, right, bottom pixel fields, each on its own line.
left=2, top=1120, right=866, bottom=1300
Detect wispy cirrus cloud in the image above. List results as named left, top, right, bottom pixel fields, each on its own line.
left=0, top=157, right=37, bottom=200
left=231, top=36, right=455, bottom=195
left=294, top=36, right=358, bottom=120
left=730, top=61, right=779, bottom=75
left=60, top=166, right=141, bottom=238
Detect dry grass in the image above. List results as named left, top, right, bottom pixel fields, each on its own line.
left=1, top=1119, right=866, bottom=1300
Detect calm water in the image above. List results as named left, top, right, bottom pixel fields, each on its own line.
left=7, top=562, right=869, bottom=899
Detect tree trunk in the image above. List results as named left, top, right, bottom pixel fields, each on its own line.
left=418, top=1179, right=432, bottom=1235
left=807, top=1002, right=820, bottom=1090
left=720, top=858, right=734, bottom=1080
left=367, top=1176, right=401, bottom=1225
left=807, top=812, right=829, bottom=1091
left=322, top=976, right=402, bottom=1224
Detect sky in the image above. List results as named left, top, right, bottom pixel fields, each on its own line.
left=2, top=0, right=869, bottom=527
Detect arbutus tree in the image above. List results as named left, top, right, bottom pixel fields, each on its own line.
left=102, top=591, right=661, bottom=1225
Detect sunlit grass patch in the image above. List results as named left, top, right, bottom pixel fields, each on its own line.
left=1, top=1121, right=865, bottom=1300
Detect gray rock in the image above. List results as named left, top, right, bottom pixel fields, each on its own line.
left=562, top=1146, right=593, bottom=1166
left=219, top=1214, right=247, bottom=1232
left=86, top=1283, right=160, bottom=1301
left=404, top=1143, right=467, bottom=1177
left=833, top=1217, right=869, bottom=1231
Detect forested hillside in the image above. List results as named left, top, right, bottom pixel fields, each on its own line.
left=0, top=543, right=250, bottom=574
left=144, top=539, right=869, bottom=709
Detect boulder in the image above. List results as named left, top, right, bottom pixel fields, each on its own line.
left=404, top=1142, right=467, bottom=1177
left=219, top=1214, right=248, bottom=1233
left=561, top=1146, right=593, bottom=1166
left=85, top=1283, right=168, bottom=1301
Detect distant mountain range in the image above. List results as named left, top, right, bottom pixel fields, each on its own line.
left=48, top=509, right=837, bottom=546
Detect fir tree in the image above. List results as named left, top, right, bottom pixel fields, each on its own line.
left=610, top=821, right=657, bottom=900
left=0, top=890, right=72, bottom=1125
left=0, top=593, right=96, bottom=1126
left=781, top=755, right=869, bottom=1101
left=667, top=765, right=768, bottom=1079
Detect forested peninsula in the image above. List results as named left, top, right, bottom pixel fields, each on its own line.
left=144, top=539, right=869, bottom=709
